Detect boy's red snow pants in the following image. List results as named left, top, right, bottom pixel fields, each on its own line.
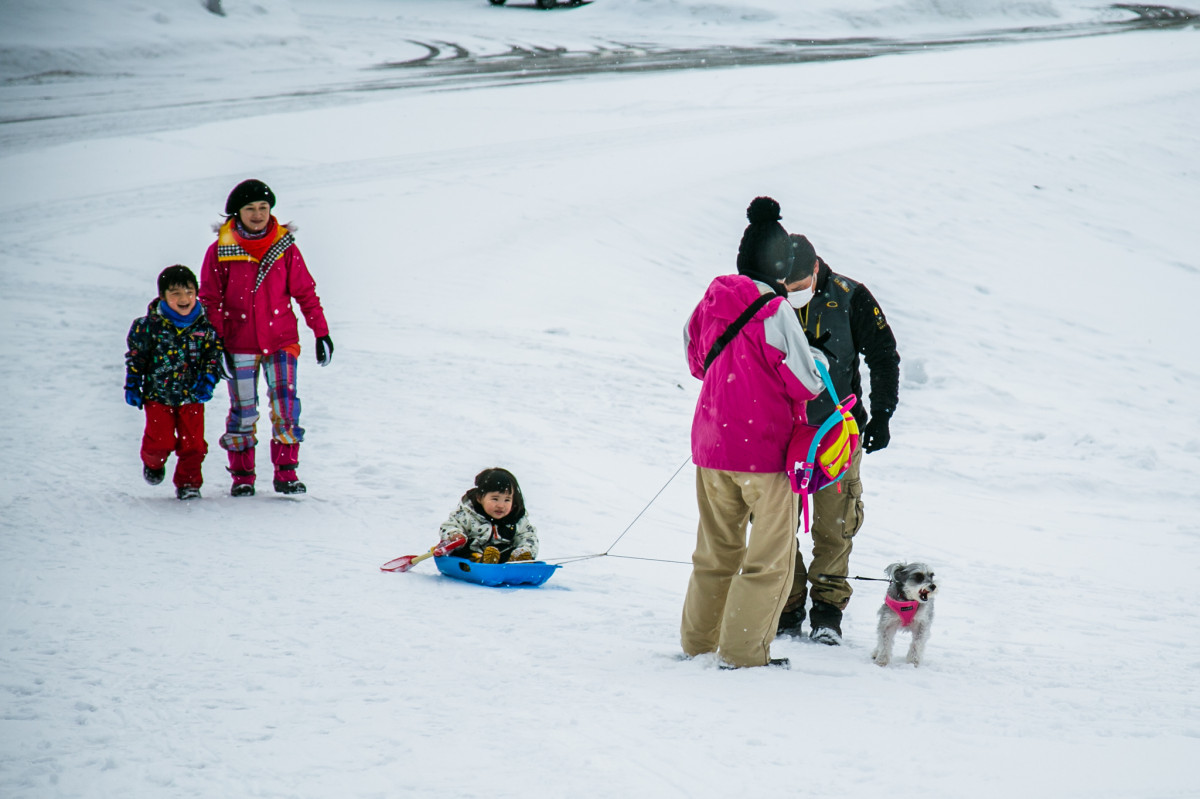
left=142, top=401, right=208, bottom=489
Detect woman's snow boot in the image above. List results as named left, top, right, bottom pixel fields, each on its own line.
left=228, top=448, right=256, bottom=497
left=271, top=441, right=306, bottom=495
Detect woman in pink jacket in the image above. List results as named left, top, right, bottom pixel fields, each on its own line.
left=199, top=179, right=333, bottom=497
left=680, top=197, right=825, bottom=669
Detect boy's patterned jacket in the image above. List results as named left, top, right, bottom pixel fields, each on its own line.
left=125, top=299, right=224, bottom=406
left=439, top=500, right=539, bottom=560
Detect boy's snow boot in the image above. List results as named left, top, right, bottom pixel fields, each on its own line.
left=228, top=448, right=256, bottom=497
left=176, top=486, right=201, bottom=501
left=509, top=550, right=534, bottom=563
left=776, top=599, right=806, bottom=637
left=808, top=600, right=844, bottom=646
left=270, top=441, right=306, bottom=495
left=482, top=546, right=501, bottom=564
left=143, top=464, right=166, bottom=486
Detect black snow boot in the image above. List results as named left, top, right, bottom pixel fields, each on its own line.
left=144, top=464, right=166, bottom=485
left=776, top=601, right=806, bottom=637
left=808, top=600, right=844, bottom=646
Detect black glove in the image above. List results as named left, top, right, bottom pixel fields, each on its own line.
left=862, top=413, right=891, bottom=453
left=316, top=335, right=334, bottom=367
left=222, top=350, right=236, bottom=381
left=124, top=375, right=143, bottom=409
left=804, top=328, right=836, bottom=363
left=193, top=373, right=219, bottom=403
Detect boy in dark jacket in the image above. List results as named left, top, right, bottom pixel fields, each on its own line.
left=125, top=265, right=224, bottom=500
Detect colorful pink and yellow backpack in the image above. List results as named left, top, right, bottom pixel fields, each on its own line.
left=787, top=360, right=861, bottom=533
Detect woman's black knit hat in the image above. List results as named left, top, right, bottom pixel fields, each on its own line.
left=736, top=197, right=795, bottom=292
left=225, top=179, right=276, bottom=216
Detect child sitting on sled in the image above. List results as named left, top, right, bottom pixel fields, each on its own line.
left=439, top=468, right=539, bottom=563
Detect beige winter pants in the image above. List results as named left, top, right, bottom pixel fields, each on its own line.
left=680, top=468, right=798, bottom=668
left=785, top=448, right=865, bottom=612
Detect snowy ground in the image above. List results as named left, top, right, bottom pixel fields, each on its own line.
left=2, top=1, right=1200, bottom=797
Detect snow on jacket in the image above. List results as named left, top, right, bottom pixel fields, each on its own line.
left=439, top=500, right=539, bottom=560
left=685, top=274, right=827, bottom=473
left=198, top=218, right=330, bottom=356
left=125, top=299, right=224, bottom=406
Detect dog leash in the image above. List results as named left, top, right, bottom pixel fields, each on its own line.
left=818, top=573, right=890, bottom=583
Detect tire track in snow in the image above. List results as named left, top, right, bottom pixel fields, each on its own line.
left=0, top=5, right=1196, bottom=153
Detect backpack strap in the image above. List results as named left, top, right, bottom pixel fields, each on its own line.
left=814, top=359, right=841, bottom=404
left=803, top=360, right=862, bottom=486
left=703, top=293, right=774, bottom=372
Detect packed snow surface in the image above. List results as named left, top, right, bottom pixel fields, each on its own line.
left=2, top=1, right=1199, bottom=797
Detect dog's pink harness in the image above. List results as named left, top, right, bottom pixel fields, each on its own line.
left=885, top=595, right=920, bottom=627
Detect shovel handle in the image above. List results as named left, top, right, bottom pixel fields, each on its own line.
left=380, top=536, right=467, bottom=573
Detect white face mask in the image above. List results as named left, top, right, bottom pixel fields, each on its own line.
left=788, top=285, right=815, bottom=309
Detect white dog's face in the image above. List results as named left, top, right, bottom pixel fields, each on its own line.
left=886, top=562, right=937, bottom=603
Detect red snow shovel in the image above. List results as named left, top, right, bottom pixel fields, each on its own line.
left=380, top=535, right=467, bottom=573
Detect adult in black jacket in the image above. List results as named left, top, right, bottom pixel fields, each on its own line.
left=779, top=235, right=900, bottom=645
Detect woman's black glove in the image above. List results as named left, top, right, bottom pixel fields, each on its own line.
left=316, top=335, right=334, bottom=366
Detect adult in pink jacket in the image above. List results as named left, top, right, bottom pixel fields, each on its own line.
left=680, top=197, right=826, bottom=669
left=199, top=179, right=333, bottom=497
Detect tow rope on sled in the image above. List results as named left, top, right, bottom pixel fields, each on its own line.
left=548, top=456, right=693, bottom=566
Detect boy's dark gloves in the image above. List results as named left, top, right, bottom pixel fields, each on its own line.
left=316, top=335, right=334, bottom=367
left=862, top=412, right=891, bottom=453
left=222, top=350, right=236, bottom=380
left=124, top=376, right=143, bottom=409
left=804, top=329, right=836, bottom=362
left=194, top=373, right=220, bottom=403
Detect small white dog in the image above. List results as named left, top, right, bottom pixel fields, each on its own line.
left=871, top=562, right=937, bottom=667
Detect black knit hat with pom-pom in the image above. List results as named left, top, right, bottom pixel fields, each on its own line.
left=736, top=197, right=794, bottom=292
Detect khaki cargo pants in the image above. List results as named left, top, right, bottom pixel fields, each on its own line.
left=784, top=448, right=865, bottom=612
left=680, top=468, right=797, bottom=668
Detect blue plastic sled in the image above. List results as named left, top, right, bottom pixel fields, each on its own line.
left=433, top=556, right=561, bottom=587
